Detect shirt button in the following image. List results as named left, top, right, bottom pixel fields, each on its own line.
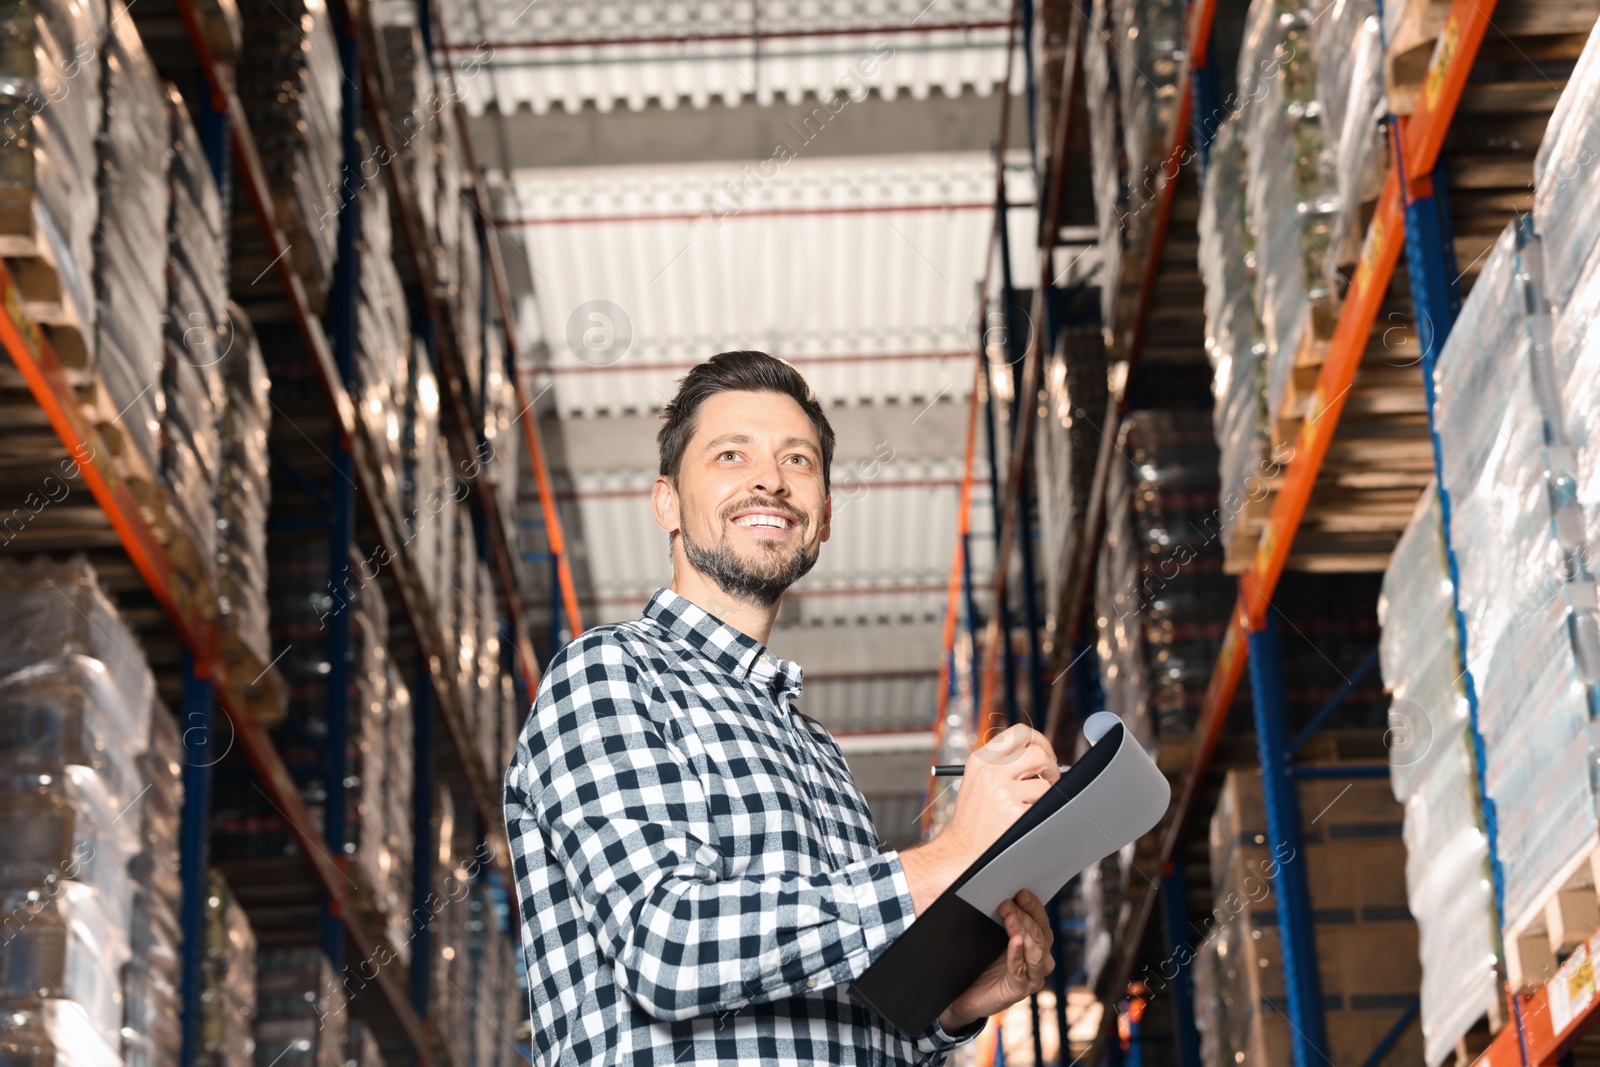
left=805, top=977, right=817, bottom=989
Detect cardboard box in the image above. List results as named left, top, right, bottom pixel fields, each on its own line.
left=1237, top=1006, right=1427, bottom=1066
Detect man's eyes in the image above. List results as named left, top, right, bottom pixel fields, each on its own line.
left=715, top=451, right=813, bottom=466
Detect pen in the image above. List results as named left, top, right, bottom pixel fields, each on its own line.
left=930, top=763, right=1071, bottom=777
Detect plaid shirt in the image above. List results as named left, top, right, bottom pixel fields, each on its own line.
left=505, top=587, right=985, bottom=1066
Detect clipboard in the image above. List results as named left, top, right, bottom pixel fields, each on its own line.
left=847, top=713, right=1171, bottom=1035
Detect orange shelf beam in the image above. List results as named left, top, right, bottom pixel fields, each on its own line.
left=0, top=262, right=439, bottom=1066
left=174, top=0, right=516, bottom=885
left=1091, top=0, right=1498, bottom=1017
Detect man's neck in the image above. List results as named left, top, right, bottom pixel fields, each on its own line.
left=668, top=571, right=782, bottom=646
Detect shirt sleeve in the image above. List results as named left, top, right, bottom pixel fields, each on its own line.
left=913, top=1016, right=989, bottom=1061
left=509, top=630, right=919, bottom=1023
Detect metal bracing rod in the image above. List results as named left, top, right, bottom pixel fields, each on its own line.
left=1288, top=644, right=1380, bottom=756
left=1248, top=610, right=1329, bottom=1066
left=1042, top=0, right=1206, bottom=750
left=177, top=655, right=214, bottom=1067
left=321, top=0, right=362, bottom=972
left=409, top=654, right=436, bottom=1033
left=1358, top=998, right=1421, bottom=1067
left=1159, top=864, right=1203, bottom=1067
left=974, top=0, right=1082, bottom=736
left=989, top=178, right=1023, bottom=731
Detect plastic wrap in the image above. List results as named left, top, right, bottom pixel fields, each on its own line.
left=94, top=0, right=171, bottom=474
left=1378, top=491, right=1500, bottom=1065
left=1534, top=17, right=1600, bottom=309
left=0, top=557, right=151, bottom=1065
left=194, top=875, right=253, bottom=1067
left=0, top=0, right=103, bottom=365
left=0, top=557, right=155, bottom=744
left=0, top=998, right=122, bottom=1067
left=235, top=0, right=340, bottom=303
left=122, top=702, right=181, bottom=1067
left=253, top=951, right=340, bottom=1067
left=217, top=305, right=273, bottom=664
left=160, top=83, right=226, bottom=591
left=356, top=172, right=412, bottom=528
left=1431, top=218, right=1600, bottom=934
left=1094, top=412, right=1234, bottom=747
left=1322, top=12, right=1387, bottom=289
left=1198, top=118, right=1270, bottom=549
left=1084, top=0, right=1124, bottom=329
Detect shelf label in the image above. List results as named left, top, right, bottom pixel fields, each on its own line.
left=1550, top=942, right=1596, bottom=1036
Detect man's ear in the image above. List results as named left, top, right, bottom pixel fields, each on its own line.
left=819, top=491, right=832, bottom=544
left=651, top=475, right=680, bottom=536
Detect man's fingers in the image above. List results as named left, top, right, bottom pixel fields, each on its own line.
left=1016, top=891, right=1053, bottom=947
left=1014, top=778, right=1052, bottom=807
left=1012, top=897, right=1049, bottom=952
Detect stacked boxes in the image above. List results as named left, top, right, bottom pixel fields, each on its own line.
left=356, top=172, right=413, bottom=529
left=1310, top=0, right=1388, bottom=287
left=0, top=0, right=104, bottom=367
left=1433, top=220, right=1600, bottom=935
left=1378, top=490, right=1498, bottom=1065
left=123, top=704, right=184, bottom=1067
left=1233, top=0, right=1329, bottom=424
left=1197, top=118, right=1270, bottom=553
left=234, top=0, right=340, bottom=306
left=162, top=82, right=225, bottom=592
left=217, top=305, right=273, bottom=666
left=0, top=557, right=153, bottom=1067
left=1094, top=411, right=1235, bottom=746
left=481, top=325, right=521, bottom=544
left=253, top=951, right=342, bottom=1067
left=238, top=540, right=412, bottom=932
left=375, top=20, right=438, bottom=258
left=1194, top=770, right=1424, bottom=1066
left=197, top=873, right=255, bottom=1067
left=1035, top=294, right=1107, bottom=623
left=382, top=657, right=414, bottom=962
left=95, top=0, right=171, bottom=474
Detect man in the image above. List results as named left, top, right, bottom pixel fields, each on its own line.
left=506, top=351, right=1062, bottom=1065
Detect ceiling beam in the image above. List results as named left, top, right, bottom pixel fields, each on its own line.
left=533, top=394, right=978, bottom=475
left=470, top=87, right=1029, bottom=172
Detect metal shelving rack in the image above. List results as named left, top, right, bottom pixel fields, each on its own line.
left=927, top=0, right=1600, bottom=1063
left=2, top=0, right=583, bottom=1062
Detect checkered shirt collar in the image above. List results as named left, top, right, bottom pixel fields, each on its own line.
left=643, top=587, right=803, bottom=695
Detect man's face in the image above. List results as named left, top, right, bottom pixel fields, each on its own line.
left=652, top=390, right=831, bottom=606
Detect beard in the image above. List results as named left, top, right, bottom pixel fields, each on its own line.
left=679, top=501, right=820, bottom=607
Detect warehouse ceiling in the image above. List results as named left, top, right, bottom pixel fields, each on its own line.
left=460, top=0, right=1044, bottom=847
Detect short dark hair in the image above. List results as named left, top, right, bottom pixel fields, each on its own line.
left=658, top=351, right=835, bottom=494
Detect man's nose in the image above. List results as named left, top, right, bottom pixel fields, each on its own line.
left=749, top=457, right=788, bottom=496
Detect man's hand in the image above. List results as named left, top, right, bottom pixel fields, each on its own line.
left=899, top=724, right=1061, bottom=912
left=937, top=889, right=1055, bottom=1032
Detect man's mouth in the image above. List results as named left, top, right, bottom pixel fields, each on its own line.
left=730, top=509, right=798, bottom=535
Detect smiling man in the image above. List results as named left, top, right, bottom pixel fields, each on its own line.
left=506, top=351, right=1062, bottom=1066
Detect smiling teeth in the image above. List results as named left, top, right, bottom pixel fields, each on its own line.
left=735, top=515, right=790, bottom=529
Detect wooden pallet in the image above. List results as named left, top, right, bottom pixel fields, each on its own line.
left=0, top=193, right=93, bottom=369
left=1386, top=0, right=1600, bottom=115
left=1223, top=311, right=1434, bottom=573
left=219, top=626, right=288, bottom=727
left=1503, top=837, right=1600, bottom=992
